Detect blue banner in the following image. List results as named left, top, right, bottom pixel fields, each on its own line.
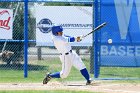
left=100, top=0, right=140, bottom=67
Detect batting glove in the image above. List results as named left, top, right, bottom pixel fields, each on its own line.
left=76, top=35, right=83, bottom=42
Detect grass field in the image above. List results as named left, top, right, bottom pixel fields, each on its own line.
left=0, top=58, right=140, bottom=83
left=0, top=58, right=140, bottom=93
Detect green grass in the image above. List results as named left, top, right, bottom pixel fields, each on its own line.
left=0, top=58, right=140, bottom=83
left=0, top=58, right=89, bottom=83
left=100, top=67, right=140, bottom=78
left=0, top=90, right=101, bottom=93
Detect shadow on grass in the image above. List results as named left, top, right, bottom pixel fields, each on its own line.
left=0, top=64, right=49, bottom=71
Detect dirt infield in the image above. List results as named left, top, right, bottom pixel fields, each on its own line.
left=0, top=81, right=140, bottom=93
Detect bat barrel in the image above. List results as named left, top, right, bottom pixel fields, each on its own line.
left=82, top=22, right=107, bottom=38
left=94, top=22, right=107, bottom=31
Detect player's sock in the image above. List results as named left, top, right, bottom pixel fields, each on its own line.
left=80, top=68, right=90, bottom=81
left=49, top=72, right=60, bottom=78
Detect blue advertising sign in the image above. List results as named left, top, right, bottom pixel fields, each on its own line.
left=100, top=0, right=140, bottom=67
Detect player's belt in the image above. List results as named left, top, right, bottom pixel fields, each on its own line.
left=60, top=50, right=72, bottom=55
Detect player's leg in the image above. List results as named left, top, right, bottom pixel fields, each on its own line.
left=59, top=55, right=73, bottom=78
left=43, top=72, right=61, bottom=84
left=49, top=55, right=72, bottom=78
left=43, top=55, right=72, bottom=84
left=43, top=55, right=62, bottom=84
left=71, top=51, right=91, bottom=85
left=80, top=68, right=92, bottom=85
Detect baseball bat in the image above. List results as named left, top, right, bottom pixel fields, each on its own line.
left=82, top=22, right=107, bottom=39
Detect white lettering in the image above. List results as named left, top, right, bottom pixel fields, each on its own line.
left=101, top=45, right=108, bottom=56
left=135, top=46, right=140, bottom=56
left=109, top=46, right=117, bottom=55
left=114, top=0, right=133, bottom=39
left=135, top=0, right=140, bottom=29
left=101, top=45, right=140, bottom=56
left=127, top=46, right=134, bottom=56
left=118, top=46, right=126, bottom=56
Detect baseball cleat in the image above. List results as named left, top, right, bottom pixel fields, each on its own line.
left=86, top=80, right=100, bottom=86
left=43, top=74, right=52, bottom=84
left=86, top=80, right=92, bottom=85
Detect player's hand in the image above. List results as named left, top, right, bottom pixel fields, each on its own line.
left=76, top=36, right=83, bottom=42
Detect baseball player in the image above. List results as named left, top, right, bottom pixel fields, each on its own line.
left=43, top=26, right=92, bottom=85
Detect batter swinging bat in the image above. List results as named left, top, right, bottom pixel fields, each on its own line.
left=82, top=22, right=107, bottom=39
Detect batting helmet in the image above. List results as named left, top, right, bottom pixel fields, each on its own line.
left=51, top=26, right=63, bottom=36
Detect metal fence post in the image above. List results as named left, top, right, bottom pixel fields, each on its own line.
left=94, top=0, right=100, bottom=78
left=24, top=0, right=28, bottom=78
left=37, top=47, right=42, bottom=60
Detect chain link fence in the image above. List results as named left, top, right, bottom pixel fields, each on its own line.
left=0, top=0, right=140, bottom=83
left=0, top=1, right=94, bottom=83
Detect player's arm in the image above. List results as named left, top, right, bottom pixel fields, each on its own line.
left=64, top=35, right=82, bottom=42
left=64, top=35, right=75, bottom=42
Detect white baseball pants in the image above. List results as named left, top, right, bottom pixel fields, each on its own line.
left=59, top=51, right=86, bottom=78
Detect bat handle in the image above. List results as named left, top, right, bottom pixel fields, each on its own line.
left=81, top=35, right=85, bottom=40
